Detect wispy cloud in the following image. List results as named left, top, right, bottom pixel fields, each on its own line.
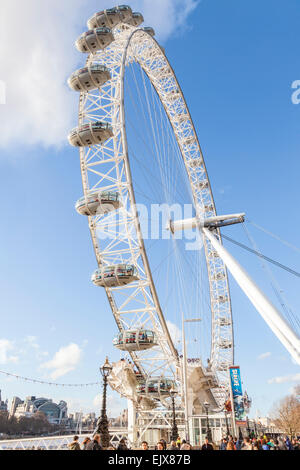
left=40, top=343, right=82, bottom=379
left=93, top=393, right=125, bottom=418
left=268, top=373, right=300, bottom=384
left=0, top=0, right=199, bottom=151
left=167, top=320, right=182, bottom=345
left=0, top=339, right=19, bottom=364
left=257, top=352, right=271, bottom=360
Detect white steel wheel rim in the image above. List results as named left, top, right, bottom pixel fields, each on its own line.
left=76, top=23, right=233, bottom=408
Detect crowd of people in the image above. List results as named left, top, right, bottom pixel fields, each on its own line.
left=67, top=434, right=300, bottom=451
left=219, top=434, right=300, bottom=451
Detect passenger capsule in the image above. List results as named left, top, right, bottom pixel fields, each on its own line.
left=137, top=379, right=176, bottom=397
left=125, top=12, right=144, bottom=26
left=219, top=340, right=232, bottom=349
left=68, top=64, right=111, bottom=92
left=142, top=27, right=155, bottom=37
left=168, top=90, right=181, bottom=103
left=217, top=362, right=229, bottom=371
left=113, top=329, right=157, bottom=352
left=218, top=317, right=231, bottom=326
left=196, top=180, right=208, bottom=190
left=212, top=272, right=226, bottom=281
left=75, top=27, right=114, bottom=53
left=68, top=121, right=113, bottom=147
left=87, top=5, right=133, bottom=30
left=215, top=295, right=229, bottom=304
left=91, top=264, right=139, bottom=288
left=188, top=157, right=203, bottom=168
left=75, top=191, right=120, bottom=216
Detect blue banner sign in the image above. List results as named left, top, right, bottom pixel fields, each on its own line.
left=229, top=366, right=245, bottom=421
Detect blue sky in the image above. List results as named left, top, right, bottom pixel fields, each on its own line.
left=0, top=0, right=299, bottom=418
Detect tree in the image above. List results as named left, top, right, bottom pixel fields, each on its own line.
left=271, top=392, right=300, bottom=437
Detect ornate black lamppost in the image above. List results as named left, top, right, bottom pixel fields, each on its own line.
left=170, top=387, right=178, bottom=442
left=203, top=401, right=212, bottom=442
left=95, top=357, right=112, bottom=448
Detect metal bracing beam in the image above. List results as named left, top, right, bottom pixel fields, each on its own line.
left=203, top=228, right=300, bottom=365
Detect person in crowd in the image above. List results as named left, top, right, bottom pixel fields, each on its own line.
left=252, top=437, right=261, bottom=450
left=261, top=439, right=270, bottom=450
left=180, top=441, right=192, bottom=450
left=68, top=435, right=81, bottom=450
left=253, top=441, right=260, bottom=450
left=241, top=437, right=253, bottom=450
left=292, top=438, right=299, bottom=450
left=285, top=436, right=293, bottom=450
left=141, top=441, right=149, bottom=450
left=86, top=434, right=102, bottom=450
left=176, top=436, right=181, bottom=449
left=168, top=441, right=178, bottom=450
left=235, top=437, right=242, bottom=450
left=220, top=438, right=227, bottom=450
left=160, top=439, right=167, bottom=450
left=267, top=438, right=276, bottom=450
left=156, top=442, right=164, bottom=450
left=82, top=437, right=91, bottom=450
left=226, top=440, right=236, bottom=450
left=278, top=436, right=287, bottom=450
left=117, top=438, right=128, bottom=450
left=201, top=437, right=214, bottom=450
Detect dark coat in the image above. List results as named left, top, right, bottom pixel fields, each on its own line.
left=86, top=440, right=102, bottom=450
left=202, top=443, right=214, bottom=451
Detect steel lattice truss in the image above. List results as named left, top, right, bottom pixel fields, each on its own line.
left=75, top=23, right=233, bottom=407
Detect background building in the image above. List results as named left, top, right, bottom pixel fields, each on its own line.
left=9, top=396, right=67, bottom=425
left=0, top=391, right=8, bottom=412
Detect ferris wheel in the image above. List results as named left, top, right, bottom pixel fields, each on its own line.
left=68, top=5, right=236, bottom=410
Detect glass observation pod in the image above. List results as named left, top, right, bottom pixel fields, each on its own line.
left=68, top=121, right=113, bottom=147
left=142, top=27, right=155, bottom=37
left=217, top=362, right=229, bottom=371
left=87, top=5, right=133, bottom=30
left=218, top=317, right=231, bottom=326
left=113, top=329, right=157, bottom=352
left=91, top=264, right=139, bottom=288
left=212, top=272, right=226, bottom=281
left=168, top=90, right=181, bottom=103
left=216, top=295, right=229, bottom=304
left=75, top=191, right=120, bottom=216
left=125, top=12, right=144, bottom=27
left=136, top=379, right=176, bottom=397
left=189, top=157, right=203, bottom=169
left=68, top=64, right=111, bottom=92
left=219, top=340, right=232, bottom=349
left=75, top=27, right=114, bottom=54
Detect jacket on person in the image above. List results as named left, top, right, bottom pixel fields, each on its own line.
left=86, top=440, right=102, bottom=450
left=68, top=441, right=81, bottom=450
left=201, top=443, right=214, bottom=450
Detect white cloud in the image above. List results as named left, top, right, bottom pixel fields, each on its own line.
left=0, top=339, right=19, bottom=364
left=93, top=393, right=125, bottom=418
left=167, top=320, right=182, bottom=345
left=268, top=373, right=300, bottom=384
left=257, top=352, right=271, bottom=360
left=0, top=0, right=199, bottom=150
left=24, top=336, right=40, bottom=349
left=40, top=343, right=82, bottom=379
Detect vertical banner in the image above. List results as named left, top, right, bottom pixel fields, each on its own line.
left=229, top=366, right=246, bottom=422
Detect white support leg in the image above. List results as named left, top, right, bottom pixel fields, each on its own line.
left=203, top=228, right=300, bottom=365
left=127, top=399, right=137, bottom=447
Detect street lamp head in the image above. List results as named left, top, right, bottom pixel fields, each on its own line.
left=203, top=401, right=209, bottom=410
left=100, top=356, right=112, bottom=377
